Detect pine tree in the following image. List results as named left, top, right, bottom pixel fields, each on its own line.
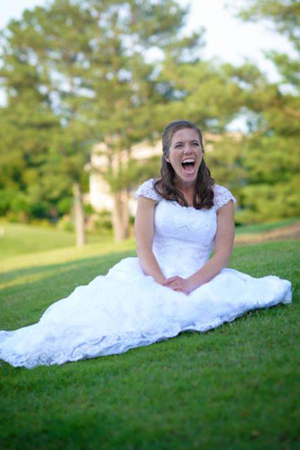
left=0, top=20, right=60, bottom=223
left=225, top=0, right=300, bottom=222
left=0, top=0, right=203, bottom=242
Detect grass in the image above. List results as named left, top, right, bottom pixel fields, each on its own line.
left=0, top=222, right=299, bottom=450
left=0, top=221, right=116, bottom=259
left=235, top=217, right=300, bottom=235
left=1, top=217, right=299, bottom=260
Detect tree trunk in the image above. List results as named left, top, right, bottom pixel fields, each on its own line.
left=72, top=182, right=86, bottom=247
left=112, top=189, right=129, bottom=242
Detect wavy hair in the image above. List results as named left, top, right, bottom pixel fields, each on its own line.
left=154, top=120, right=215, bottom=209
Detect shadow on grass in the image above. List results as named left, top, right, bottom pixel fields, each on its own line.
left=0, top=249, right=137, bottom=288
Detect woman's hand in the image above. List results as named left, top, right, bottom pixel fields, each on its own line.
left=163, top=276, right=193, bottom=296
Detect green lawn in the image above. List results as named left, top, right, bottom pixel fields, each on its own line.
left=235, top=217, right=300, bottom=235
left=0, top=224, right=299, bottom=450
left=0, top=221, right=117, bottom=259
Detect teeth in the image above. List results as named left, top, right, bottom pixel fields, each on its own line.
left=182, top=159, right=195, bottom=163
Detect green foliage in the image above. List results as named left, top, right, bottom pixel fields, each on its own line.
left=0, top=41, right=63, bottom=221
left=237, top=182, right=299, bottom=223
left=158, top=60, right=246, bottom=132
left=56, top=197, right=73, bottom=215
left=0, top=0, right=299, bottom=228
left=219, top=0, right=300, bottom=223
left=206, top=135, right=247, bottom=190
left=0, top=0, right=204, bottom=236
left=87, top=210, right=113, bottom=233
left=233, top=0, right=300, bottom=46
left=229, top=0, right=299, bottom=92
left=0, top=189, right=16, bottom=215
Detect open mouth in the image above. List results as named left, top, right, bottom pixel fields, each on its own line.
left=181, top=159, right=196, bottom=174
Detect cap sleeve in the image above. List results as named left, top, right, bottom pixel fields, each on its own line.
left=134, top=178, right=162, bottom=202
left=213, top=185, right=236, bottom=211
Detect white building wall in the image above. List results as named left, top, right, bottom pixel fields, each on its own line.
left=88, top=139, right=162, bottom=214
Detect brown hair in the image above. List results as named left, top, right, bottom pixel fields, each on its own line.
left=154, top=120, right=215, bottom=209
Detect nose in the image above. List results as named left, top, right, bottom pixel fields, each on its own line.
left=183, top=143, right=193, bottom=153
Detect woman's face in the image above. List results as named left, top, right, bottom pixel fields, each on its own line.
left=166, top=128, right=203, bottom=186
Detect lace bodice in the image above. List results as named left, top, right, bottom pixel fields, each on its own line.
left=135, top=179, right=236, bottom=278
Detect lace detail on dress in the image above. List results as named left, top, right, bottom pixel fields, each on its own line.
left=213, top=185, right=236, bottom=211
left=134, top=178, right=161, bottom=202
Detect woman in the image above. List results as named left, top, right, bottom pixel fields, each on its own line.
left=135, top=120, right=235, bottom=295
left=0, top=120, right=292, bottom=368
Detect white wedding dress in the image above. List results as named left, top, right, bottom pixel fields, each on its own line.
left=0, top=179, right=292, bottom=368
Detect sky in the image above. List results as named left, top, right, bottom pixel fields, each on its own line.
left=0, top=0, right=295, bottom=129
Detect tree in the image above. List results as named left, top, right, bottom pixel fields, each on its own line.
left=229, top=0, right=300, bottom=89
left=0, top=25, right=61, bottom=223
left=224, top=0, right=300, bottom=222
left=0, top=0, right=204, bottom=242
left=81, top=0, right=203, bottom=240
left=0, top=1, right=95, bottom=245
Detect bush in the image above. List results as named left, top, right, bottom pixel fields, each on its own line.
left=57, top=197, right=73, bottom=215
left=85, top=210, right=112, bottom=234
left=55, top=215, right=75, bottom=232
left=0, top=189, right=16, bottom=215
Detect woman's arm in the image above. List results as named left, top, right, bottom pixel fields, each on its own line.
left=134, top=196, right=166, bottom=285
left=164, top=200, right=235, bottom=294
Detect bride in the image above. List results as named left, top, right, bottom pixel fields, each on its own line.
left=0, top=120, right=292, bottom=368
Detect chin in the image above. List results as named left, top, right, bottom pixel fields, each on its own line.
left=176, top=172, right=198, bottom=185
left=182, top=169, right=199, bottom=180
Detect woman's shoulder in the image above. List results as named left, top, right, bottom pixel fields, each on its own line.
left=212, top=184, right=236, bottom=211
left=134, top=178, right=162, bottom=202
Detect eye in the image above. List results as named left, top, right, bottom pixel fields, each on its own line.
left=192, top=142, right=199, bottom=146
left=175, top=144, right=183, bottom=148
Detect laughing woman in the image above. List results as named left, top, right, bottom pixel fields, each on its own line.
left=0, top=120, right=292, bottom=368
